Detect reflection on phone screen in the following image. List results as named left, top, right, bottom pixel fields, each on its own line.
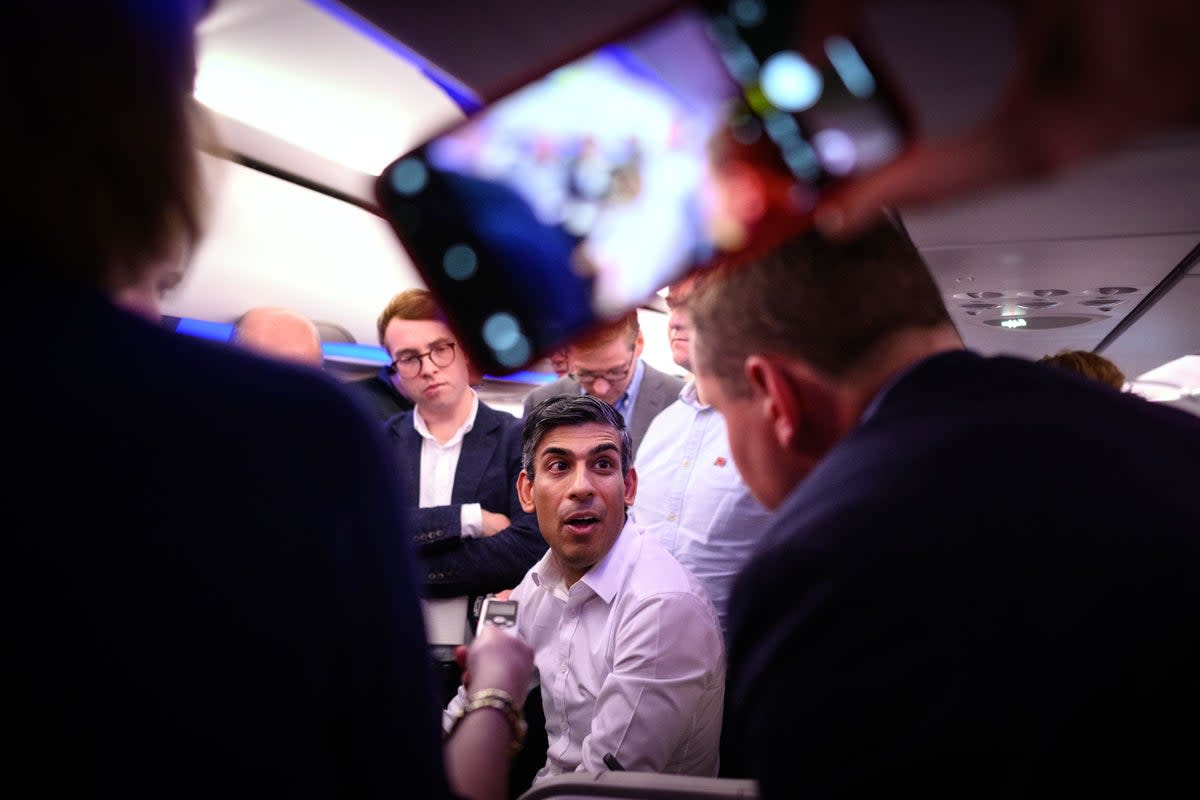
left=377, top=4, right=906, bottom=374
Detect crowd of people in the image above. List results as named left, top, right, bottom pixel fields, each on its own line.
left=9, top=1, right=1199, bottom=800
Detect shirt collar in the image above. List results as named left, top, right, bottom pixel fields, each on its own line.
left=529, top=518, right=638, bottom=606
left=678, top=377, right=706, bottom=410
left=615, top=357, right=646, bottom=416
left=412, top=389, right=479, bottom=445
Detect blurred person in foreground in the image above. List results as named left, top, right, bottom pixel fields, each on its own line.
left=232, top=305, right=325, bottom=367
left=1038, top=349, right=1126, bottom=391
left=5, top=3, right=530, bottom=799
left=796, top=0, right=1200, bottom=239
left=688, top=222, right=1200, bottom=797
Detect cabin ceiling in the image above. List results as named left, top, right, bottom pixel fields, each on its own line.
left=188, top=0, right=1199, bottom=409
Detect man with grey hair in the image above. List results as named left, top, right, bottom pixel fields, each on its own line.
left=445, top=395, right=726, bottom=783
left=232, top=306, right=324, bottom=367
left=689, top=222, right=1200, bottom=797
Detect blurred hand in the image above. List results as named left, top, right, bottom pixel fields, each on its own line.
left=454, top=625, right=533, bottom=703
left=796, top=0, right=1200, bottom=238
left=481, top=510, right=511, bottom=536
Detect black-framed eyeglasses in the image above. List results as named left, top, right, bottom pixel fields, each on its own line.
left=570, top=352, right=635, bottom=386
left=388, top=341, right=457, bottom=378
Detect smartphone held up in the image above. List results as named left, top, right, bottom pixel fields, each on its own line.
left=375, top=0, right=910, bottom=375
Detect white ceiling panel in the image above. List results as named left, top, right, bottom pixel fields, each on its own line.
left=925, top=234, right=1200, bottom=361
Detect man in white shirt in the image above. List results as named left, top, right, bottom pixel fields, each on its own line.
left=380, top=289, right=546, bottom=703
left=447, top=395, right=725, bottom=782
left=631, top=274, right=774, bottom=640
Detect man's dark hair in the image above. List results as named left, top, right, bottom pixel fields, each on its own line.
left=6, top=2, right=211, bottom=296
left=689, top=221, right=952, bottom=396
left=521, top=395, right=632, bottom=478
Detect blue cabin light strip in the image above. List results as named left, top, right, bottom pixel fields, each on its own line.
left=174, top=318, right=235, bottom=341
left=171, top=316, right=558, bottom=384
left=307, top=0, right=483, bottom=114
left=320, top=341, right=391, bottom=366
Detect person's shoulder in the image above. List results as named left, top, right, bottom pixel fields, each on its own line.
left=641, top=362, right=686, bottom=393
left=382, top=407, right=416, bottom=438
left=477, top=398, right=518, bottom=423
left=524, top=377, right=576, bottom=407
left=624, top=527, right=711, bottom=598
left=617, top=530, right=723, bottom=633
left=477, top=399, right=526, bottom=442
left=634, top=397, right=689, bottom=460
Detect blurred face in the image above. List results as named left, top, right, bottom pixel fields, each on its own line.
left=112, top=258, right=184, bottom=322
left=665, top=276, right=697, bottom=371
left=692, top=344, right=791, bottom=510
left=382, top=317, right=471, bottom=417
left=549, top=349, right=570, bottom=378
left=569, top=333, right=643, bottom=406
left=518, top=422, right=637, bottom=587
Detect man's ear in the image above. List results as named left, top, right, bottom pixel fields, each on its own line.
left=746, top=355, right=841, bottom=458
left=633, top=330, right=645, bottom=358
left=623, top=465, right=638, bottom=507
left=517, top=470, right=536, bottom=514
left=744, top=355, right=799, bottom=450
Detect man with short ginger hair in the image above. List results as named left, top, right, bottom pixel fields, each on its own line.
left=523, top=311, right=683, bottom=458
left=378, top=289, right=546, bottom=601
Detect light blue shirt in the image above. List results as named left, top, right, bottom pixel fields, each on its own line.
left=631, top=379, right=774, bottom=640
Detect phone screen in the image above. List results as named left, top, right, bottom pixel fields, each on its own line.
left=376, top=2, right=908, bottom=375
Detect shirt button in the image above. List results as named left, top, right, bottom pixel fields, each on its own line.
left=560, top=663, right=568, bottom=674
left=667, top=512, right=677, bottom=522
left=681, top=459, right=690, bottom=467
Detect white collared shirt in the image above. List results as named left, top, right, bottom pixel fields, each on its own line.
left=632, top=379, right=774, bottom=639
left=413, top=390, right=482, bottom=537
left=445, top=521, right=725, bottom=782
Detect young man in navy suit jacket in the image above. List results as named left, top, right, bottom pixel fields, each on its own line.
left=378, top=289, right=546, bottom=600
left=689, top=223, right=1200, bottom=798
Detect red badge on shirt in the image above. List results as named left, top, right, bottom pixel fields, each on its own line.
left=713, top=456, right=727, bottom=467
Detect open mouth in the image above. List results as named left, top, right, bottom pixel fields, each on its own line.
left=563, top=511, right=601, bottom=534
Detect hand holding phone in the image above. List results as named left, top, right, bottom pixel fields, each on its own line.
left=376, top=1, right=910, bottom=375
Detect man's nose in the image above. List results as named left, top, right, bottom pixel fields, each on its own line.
left=588, top=378, right=619, bottom=402
left=567, top=465, right=595, bottom=498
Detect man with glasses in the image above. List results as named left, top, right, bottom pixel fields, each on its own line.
left=378, top=289, right=546, bottom=704
left=523, top=311, right=683, bottom=458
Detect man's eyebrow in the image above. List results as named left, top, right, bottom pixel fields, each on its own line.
left=394, top=338, right=452, bottom=358
left=538, top=442, right=619, bottom=460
